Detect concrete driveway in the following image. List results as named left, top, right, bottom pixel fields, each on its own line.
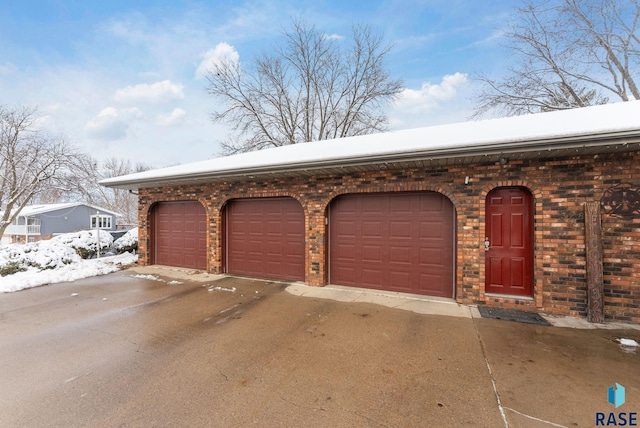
left=0, top=267, right=638, bottom=427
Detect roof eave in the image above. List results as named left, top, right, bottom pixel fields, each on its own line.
left=102, top=129, right=640, bottom=191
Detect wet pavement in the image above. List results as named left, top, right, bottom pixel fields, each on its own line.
left=0, top=267, right=638, bottom=427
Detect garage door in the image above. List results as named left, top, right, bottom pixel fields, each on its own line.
left=153, top=201, right=207, bottom=270
left=330, top=193, right=454, bottom=297
left=226, top=198, right=304, bottom=281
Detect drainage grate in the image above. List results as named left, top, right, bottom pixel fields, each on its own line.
left=477, top=306, right=551, bottom=326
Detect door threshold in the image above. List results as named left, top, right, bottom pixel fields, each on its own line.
left=485, top=293, right=534, bottom=301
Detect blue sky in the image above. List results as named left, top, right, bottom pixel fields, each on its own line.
left=0, top=0, right=515, bottom=166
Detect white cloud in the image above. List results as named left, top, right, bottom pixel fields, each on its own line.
left=323, top=33, right=343, bottom=40
left=156, top=108, right=187, bottom=126
left=112, top=80, right=184, bottom=104
left=390, top=72, right=472, bottom=129
left=84, top=107, right=143, bottom=140
left=195, top=42, right=240, bottom=78
left=396, top=72, right=469, bottom=113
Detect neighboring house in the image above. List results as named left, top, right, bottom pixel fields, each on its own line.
left=101, top=101, right=640, bottom=324
left=1, top=203, right=120, bottom=245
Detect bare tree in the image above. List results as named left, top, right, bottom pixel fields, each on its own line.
left=0, top=106, right=78, bottom=238
left=27, top=155, right=149, bottom=228
left=205, top=21, right=404, bottom=154
left=68, top=155, right=151, bottom=227
left=473, top=0, right=640, bottom=117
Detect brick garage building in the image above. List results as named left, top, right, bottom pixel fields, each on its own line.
left=103, top=102, right=640, bottom=323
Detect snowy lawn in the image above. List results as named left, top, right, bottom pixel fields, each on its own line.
left=0, top=228, right=138, bottom=293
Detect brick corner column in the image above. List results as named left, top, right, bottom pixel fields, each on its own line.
left=137, top=198, right=152, bottom=266
left=306, top=211, right=327, bottom=286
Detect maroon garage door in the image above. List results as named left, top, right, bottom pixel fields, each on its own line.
left=226, top=198, right=304, bottom=281
left=153, top=201, right=207, bottom=270
left=329, top=193, right=455, bottom=297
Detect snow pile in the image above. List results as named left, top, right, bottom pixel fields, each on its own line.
left=114, top=228, right=138, bottom=253
left=0, top=230, right=138, bottom=293
left=0, top=240, right=80, bottom=273
left=51, top=229, right=114, bottom=259
left=614, top=338, right=639, bottom=354
left=617, top=338, right=639, bottom=347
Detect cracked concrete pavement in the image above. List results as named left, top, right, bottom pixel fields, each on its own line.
left=0, top=266, right=638, bottom=427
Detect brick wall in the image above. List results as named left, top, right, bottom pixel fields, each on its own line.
left=137, top=151, right=640, bottom=323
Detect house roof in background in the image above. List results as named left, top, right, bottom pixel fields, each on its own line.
left=101, top=101, right=640, bottom=190
left=6, top=203, right=121, bottom=218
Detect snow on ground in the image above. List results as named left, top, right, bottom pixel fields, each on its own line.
left=129, top=273, right=183, bottom=285
left=131, top=274, right=165, bottom=282
left=0, top=253, right=137, bottom=293
left=618, top=338, right=639, bottom=347
left=0, top=229, right=138, bottom=293
left=208, top=285, right=236, bottom=293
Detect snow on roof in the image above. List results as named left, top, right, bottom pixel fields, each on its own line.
left=4, top=203, right=122, bottom=218
left=16, top=203, right=79, bottom=217
left=101, top=101, right=640, bottom=189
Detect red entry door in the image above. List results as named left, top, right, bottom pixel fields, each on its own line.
left=485, top=187, right=533, bottom=296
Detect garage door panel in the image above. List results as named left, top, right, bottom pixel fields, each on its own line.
left=336, top=221, right=356, bottom=238
left=286, top=230, right=303, bottom=239
left=389, top=246, right=411, bottom=264
left=267, top=261, right=283, bottom=274
left=153, top=202, right=207, bottom=270
left=334, top=243, right=356, bottom=261
left=362, top=245, right=382, bottom=262
left=390, top=197, right=412, bottom=213
left=266, top=246, right=280, bottom=256
left=389, top=271, right=411, bottom=290
left=362, top=221, right=383, bottom=238
left=227, top=198, right=304, bottom=281
left=334, top=266, right=355, bottom=279
left=420, top=248, right=444, bottom=264
left=420, top=273, right=446, bottom=293
left=267, top=221, right=281, bottom=235
left=285, top=244, right=305, bottom=257
left=390, top=221, right=411, bottom=238
left=420, top=221, right=446, bottom=239
left=330, top=193, right=454, bottom=297
left=230, top=222, right=246, bottom=234
left=250, top=221, right=264, bottom=235
left=362, top=197, right=384, bottom=213
left=362, top=269, right=384, bottom=286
